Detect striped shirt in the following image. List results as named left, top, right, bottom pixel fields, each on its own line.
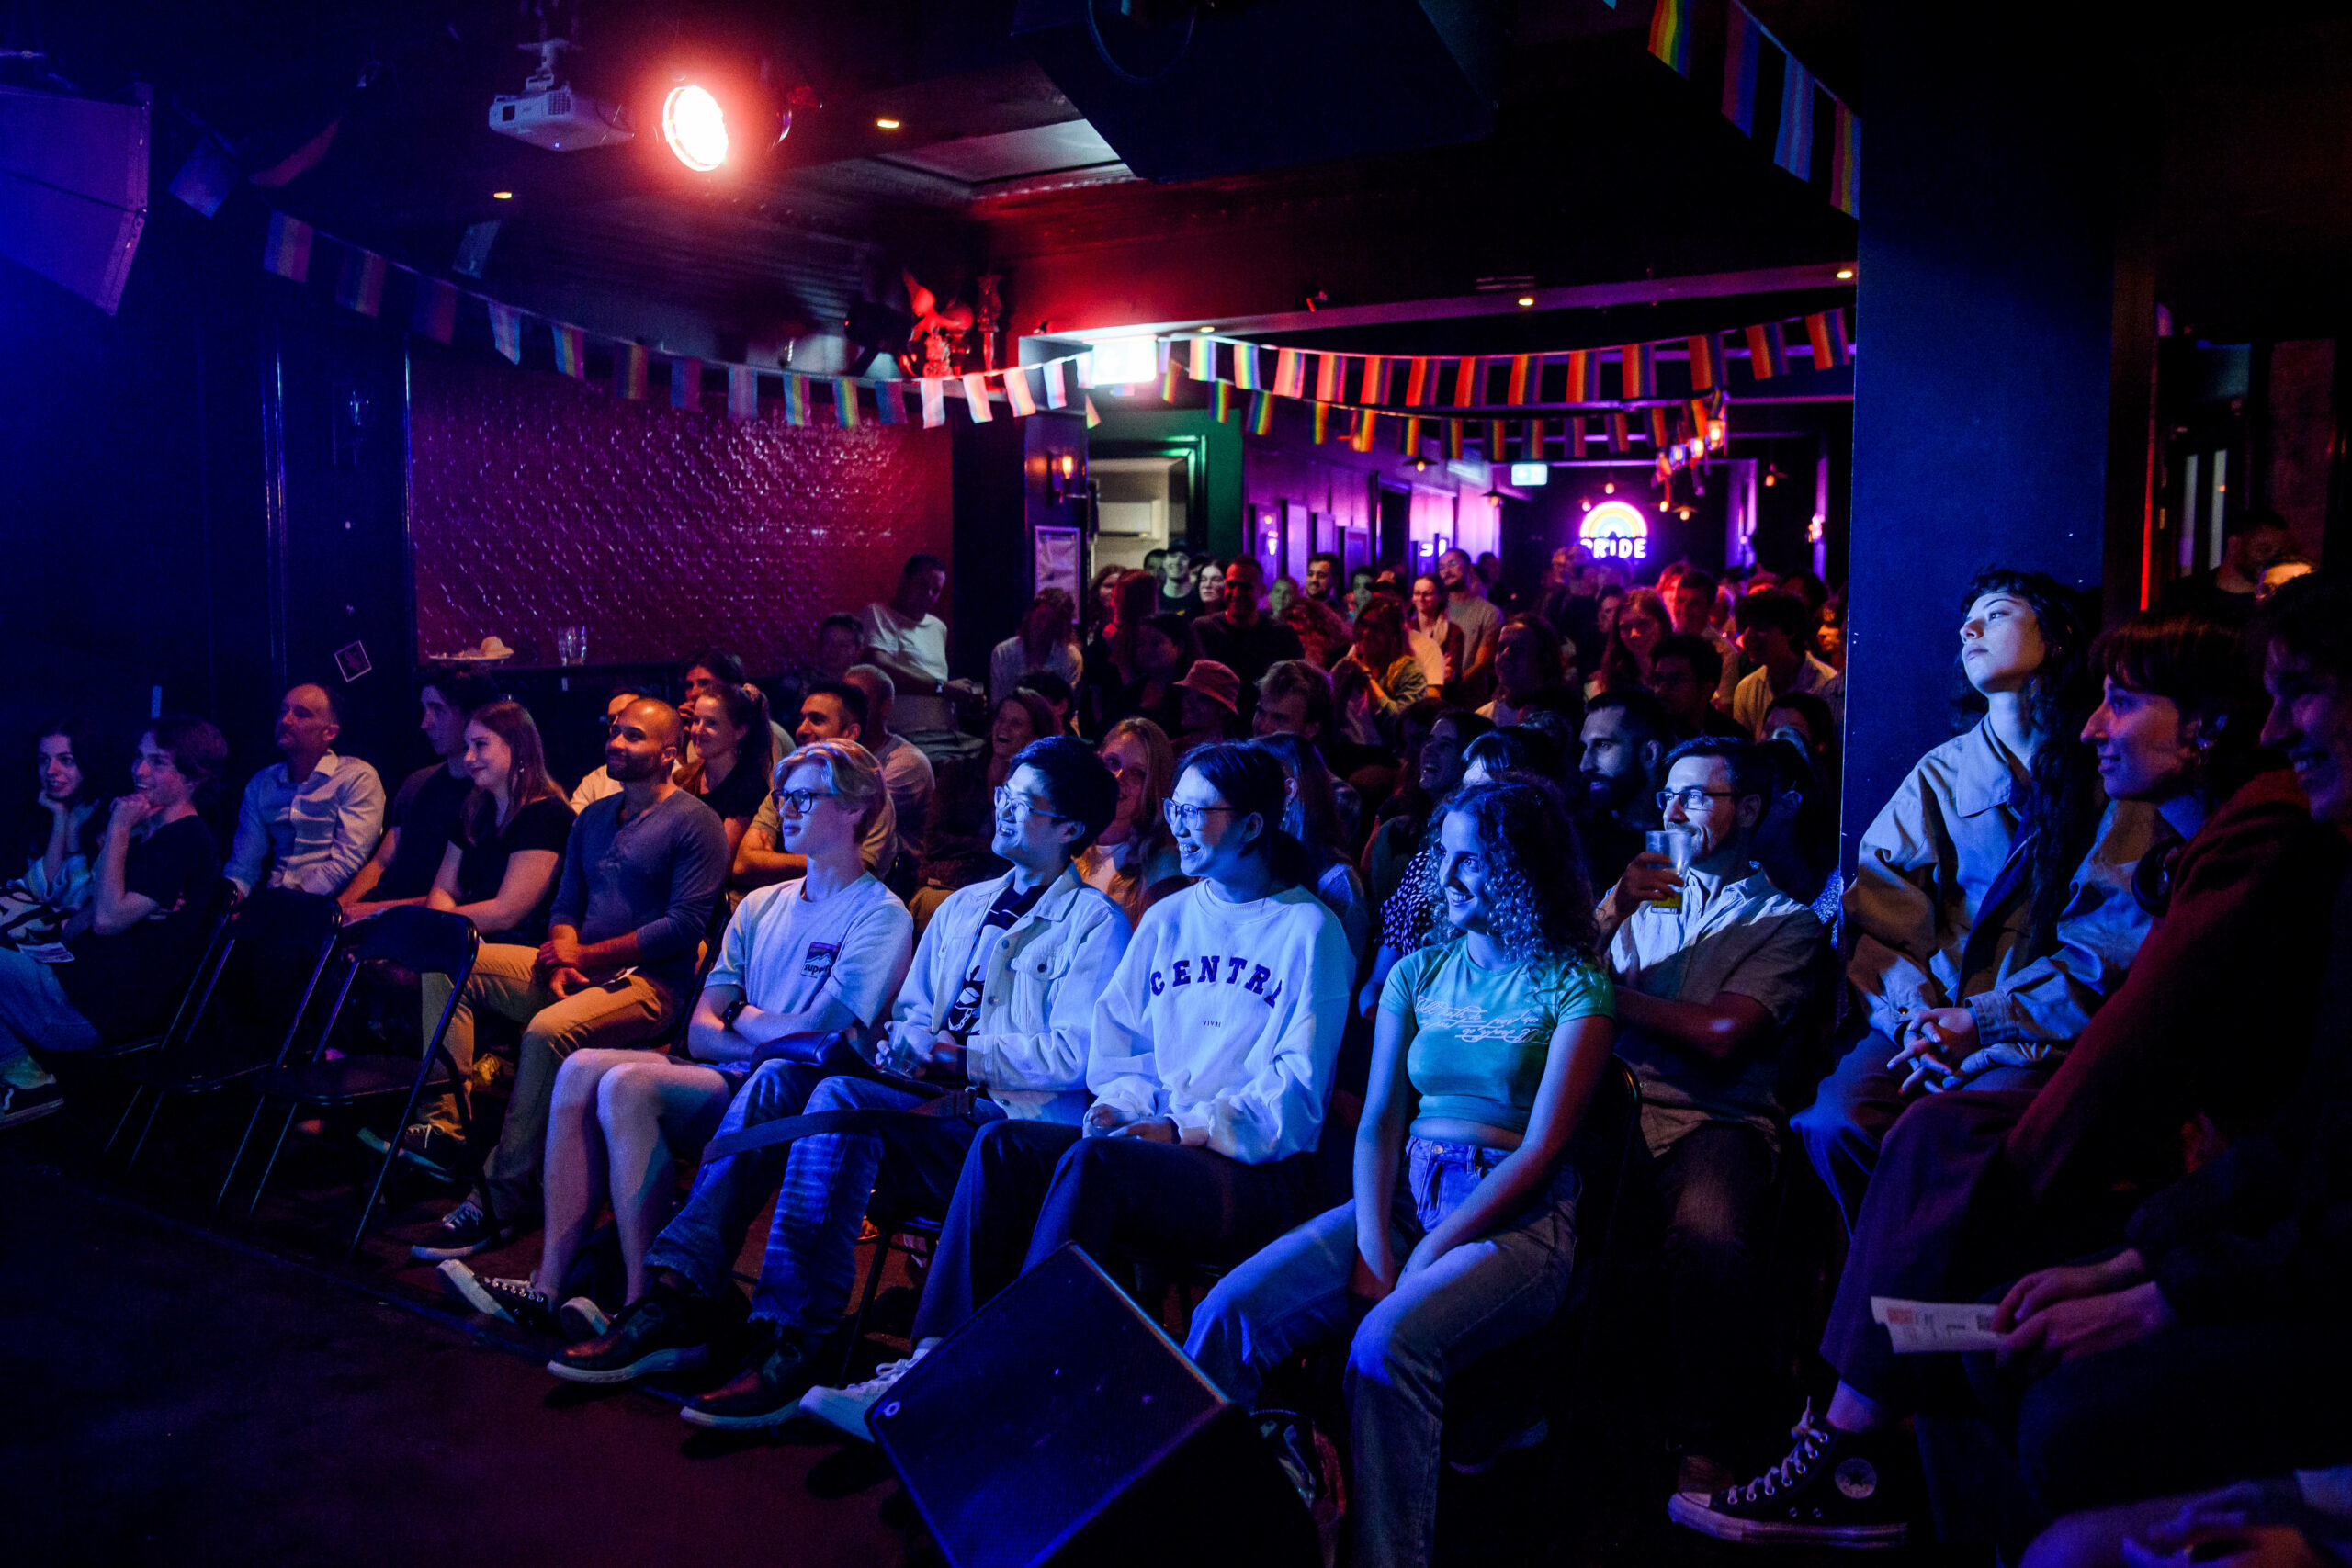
left=225, top=751, right=386, bottom=896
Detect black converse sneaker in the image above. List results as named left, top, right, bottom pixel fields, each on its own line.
left=1667, top=1405, right=1912, bottom=1548
left=437, top=1260, right=558, bottom=1334
left=408, top=1200, right=516, bottom=1261
left=0, top=1078, right=65, bottom=1130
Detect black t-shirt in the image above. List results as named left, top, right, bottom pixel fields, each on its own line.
left=453, top=795, right=575, bottom=944
left=1193, top=614, right=1306, bottom=716
left=2157, top=571, right=2257, bottom=627
left=378, top=763, right=472, bottom=902
left=1576, top=811, right=1647, bottom=904
left=58, top=815, right=221, bottom=1042
left=692, top=759, right=767, bottom=826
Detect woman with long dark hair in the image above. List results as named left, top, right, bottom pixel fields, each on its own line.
left=1251, top=732, right=1373, bottom=966
left=428, top=701, right=573, bottom=945
left=1079, top=570, right=1161, bottom=738
left=1077, top=716, right=1187, bottom=919
left=1597, top=586, right=1671, bottom=695
left=17, top=720, right=118, bottom=919
left=1794, top=567, right=2163, bottom=1228
left=676, top=684, right=774, bottom=866
left=989, top=587, right=1082, bottom=710
left=920, top=690, right=1060, bottom=892
left=1187, top=782, right=1615, bottom=1567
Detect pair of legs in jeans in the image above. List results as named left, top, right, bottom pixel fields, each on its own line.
left=1184, top=1138, right=1582, bottom=1568
left=643, top=1063, right=1000, bottom=1334
left=0, top=945, right=98, bottom=1087
left=424, top=942, right=676, bottom=1222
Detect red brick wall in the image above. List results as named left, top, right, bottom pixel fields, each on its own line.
left=409, top=355, right=953, bottom=671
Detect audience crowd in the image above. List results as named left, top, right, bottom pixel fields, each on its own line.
left=5, top=540, right=2348, bottom=1568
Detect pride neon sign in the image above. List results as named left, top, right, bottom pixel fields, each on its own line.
left=1579, top=499, right=1650, bottom=561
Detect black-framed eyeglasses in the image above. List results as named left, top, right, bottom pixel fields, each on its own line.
left=1657, top=787, right=1737, bottom=812
left=993, top=785, right=1071, bottom=824
left=1163, top=800, right=1239, bottom=832
left=775, top=787, right=840, bottom=816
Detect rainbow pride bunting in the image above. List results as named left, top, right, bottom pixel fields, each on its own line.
left=1775, top=59, right=1815, bottom=176
left=875, top=382, right=905, bottom=425
left=1648, top=0, right=1691, bottom=75
left=834, top=376, right=860, bottom=428
left=1830, top=101, right=1860, bottom=217
left=335, top=248, right=386, bottom=317
left=615, top=343, right=649, bottom=400
left=1648, top=406, right=1671, bottom=447
left=1315, top=353, right=1340, bottom=402
left=671, top=357, right=702, bottom=411
left=963, top=372, right=993, bottom=422
left=1003, top=367, right=1037, bottom=417
left=1273, top=348, right=1305, bottom=399
left=1250, top=390, right=1277, bottom=436
left=1312, top=401, right=1333, bottom=444
left=1608, top=412, right=1630, bottom=454
left=1723, top=3, right=1764, bottom=131
left=920, top=378, right=946, bottom=428
left=1487, top=420, right=1508, bottom=459
left=1565, top=349, right=1598, bottom=402
left=1360, top=355, right=1385, bottom=405
left=1451, top=356, right=1480, bottom=408
left=1233, top=344, right=1261, bottom=391
left=489, top=302, right=522, bottom=365
left=1506, top=354, right=1534, bottom=405
left=263, top=212, right=313, bottom=281
left=1215, top=380, right=1238, bottom=423
left=1084, top=393, right=1102, bottom=429
left=1805, top=308, right=1850, bottom=368
left=1746, top=320, right=1789, bottom=378
left=1569, top=415, right=1588, bottom=455
left=1406, top=357, right=1432, bottom=406
left=1042, top=358, right=1068, bottom=410
left=1620, top=343, right=1655, bottom=400
left=779, top=373, right=807, bottom=426
left=1189, top=336, right=1215, bottom=380
left=410, top=277, right=458, bottom=344
left=1687, top=333, right=1723, bottom=392
left=1400, top=416, right=1423, bottom=457
left=551, top=323, right=585, bottom=379
left=1445, top=420, right=1465, bottom=462
left=1159, top=359, right=1182, bottom=403
left=728, top=366, right=758, bottom=420
left=1074, top=351, right=1096, bottom=389
left=1351, top=409, right=1377, bottom=454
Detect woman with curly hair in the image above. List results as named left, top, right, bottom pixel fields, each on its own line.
left=1795, top=567, right=2164, bottom=1228
left=1186, top=781, right=1617, bottom=1568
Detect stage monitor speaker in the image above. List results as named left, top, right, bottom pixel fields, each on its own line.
left=869, top=1243, right=1318, bottom=1568
left=1012, top=0, right=1498, bottom=184
left=0, top=85, right=148, bottom=315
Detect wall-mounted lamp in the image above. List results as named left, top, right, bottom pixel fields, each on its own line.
left=1049, top=449, right=1086, bottom=505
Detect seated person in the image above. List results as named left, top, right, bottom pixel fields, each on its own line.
left=570, top=684, right=651, bottom=815
left=0, top=717, right=226, bottom=1126
left=1728, top=592, right=1847, bottom=740
left=1185, top=782, right=1616, bottom=1567
left=1595, top=739, right=1826, bottom=1495
left=19, top=720, right=119, bottom=921
left=340, top=663, right=497, bottom=919
left=1480, top=613, right=1573, bottom=728
left=1330, top=596, right=1430, bottom=761
left=677, top=682, right=774, bottom=867
left=1104, top=613, right=1194, bottom=739
left=550, top=738, right=1120, bottom=1424
left=1171, top=660, right=1246, bottom=754
left=1650, top=633, right=1747, bottom=741
left=1252, top=733, right=1373, bottom=967
left=446, top=739, right=912, bottom=1335
left=775, top=613, right=863, bottom=716
left=1677, top=596, right=2352, bottom=1549
left=223, top=682, right=385, bottom=897
left=797, top=741, right=1352, bottom=1434
left=1078, top=717, right=1188, bottom=922
left=1018, top=671, right=1076, bottom=738
left=411, top=699, right=727, bottom=1260
left=1357, top=710, right=1492, bottom=1014
left=679, top=646, right=791, bottom=767
left=859, top=553, right=970, bottom=737
left=843, top=665, right=937, bottom=850
left=989, top=588, right=1083, bottom=710
left=732, top=682, right=899, bottom=889
left=1253, top=660, right=1366, bottom=847
left=920, top=690, right=1055, bottom=893
left=1194, top=560, right=1306, bottom=726
left=1577, top=689, right=1673, bottom=895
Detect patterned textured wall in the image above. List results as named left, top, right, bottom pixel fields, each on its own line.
left=410, top=355, right=953, bottom=672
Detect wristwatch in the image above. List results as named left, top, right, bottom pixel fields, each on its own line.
left=720, top=997, right=748, bottom=1031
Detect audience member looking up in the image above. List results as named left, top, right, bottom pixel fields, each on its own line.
left=735, top=682, right=899, bottom=890
left=1596, top=738, right=1826, bottom=1494
left=1730, top=592, right=1848, bottom=740
left=0, top=716, right=226, bottom=1127
left=411, top=697, right=728, bottom=1261
left=1077, top=717, right=1187, bottom=921
left=224, top=682, right=385, bottom=897
left=1192, top=558, right=1305, bottom=725
left=841, top=666, right=937, bottom=852
left=1185, top=781, right=1614, bottom=1566
left=1578, top=689, right=1675, bottom=894
left=799, top=741, right=1351, bottom=1436
left=341, top=664, right=497, bottom=920
left=462, top=739, right=913, bottom=1349
left=859, top=553, right=965, bottom=737
left=1799, top=568, right=2156, bottom=1228
left=1438, top=547, right=1502, bottom=701
left=989, top=587, right=1082, bottom=710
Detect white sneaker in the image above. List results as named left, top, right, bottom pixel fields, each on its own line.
left=560, top=1296, right=611, bottom=1340
left=797, top=1347, right=930, bottom=1440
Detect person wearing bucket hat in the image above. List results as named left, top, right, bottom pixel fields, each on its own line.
left=1174, top=660, right=1244, bottom=756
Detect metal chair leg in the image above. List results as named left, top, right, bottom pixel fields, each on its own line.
left=123, top=1091, right=166, bottom=1174
left=104, top=1084, right=146, bottom=1158
left=841, top=1220, right=901, bottom=1382
left=243, top=1102, right=300, bottom=1222
left=217, top=1099, right=271, bottom=1213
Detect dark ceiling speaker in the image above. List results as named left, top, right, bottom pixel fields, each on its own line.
left=1012, top=0, right=1499, bottom=183
left=0, top=85, right=150, bottom=315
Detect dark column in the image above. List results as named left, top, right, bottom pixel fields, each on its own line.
left=1842, top=10, right=2153, bottom=862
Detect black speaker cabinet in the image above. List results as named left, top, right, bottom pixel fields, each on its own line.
left=869, top=1244, right=1318, bottom=1568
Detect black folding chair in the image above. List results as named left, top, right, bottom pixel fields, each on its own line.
left=221, top=907, right=482, bottom=1258
left=115, top=887, right=344, bottom=1176
left=78, top=882, right=242, bottom=1143
left=841, top=1211, right=946, bottom=1380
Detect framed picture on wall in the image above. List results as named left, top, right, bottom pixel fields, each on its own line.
left=1033, top=525, right=1083, bottom=603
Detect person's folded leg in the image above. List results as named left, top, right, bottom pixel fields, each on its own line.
left=1792, top=1030, right=1906, bottom=1232
left=1021, top=1136, right=1320, bottom=1278
left=480, top=972, right=669, bottom=1220
left=1184, top=1201, right=1364, bottom=1406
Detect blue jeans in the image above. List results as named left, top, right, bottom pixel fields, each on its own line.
left=641, top=1057, right=831, bottom=1301
left=1185, top=1138, right=1580, bottom=1568
left=0, top=945, right=98, bottom=1084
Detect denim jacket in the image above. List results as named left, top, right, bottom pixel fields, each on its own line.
left=882, top=864, right=1132, bottom=1123
left=1847, top=720, right=2162, bottom=1073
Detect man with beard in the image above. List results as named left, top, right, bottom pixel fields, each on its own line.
left=1577, top=688, right=1674, bottom=894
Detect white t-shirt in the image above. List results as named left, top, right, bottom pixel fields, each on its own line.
left=870, top=733, right=938, bottom=840
left=860, top=601, right=954, bottom=733
left=1731, top=654, right=1847, bottom=740
left=707, top=873, right=914, bottom=1032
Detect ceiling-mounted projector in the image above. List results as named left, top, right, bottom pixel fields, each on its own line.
left=488, top=37, right=631, bottom=152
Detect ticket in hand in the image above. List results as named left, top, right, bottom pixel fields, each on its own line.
left=1870, top=1296, right=2002, bottom=1353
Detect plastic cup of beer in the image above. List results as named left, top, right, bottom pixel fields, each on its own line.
left=1644, top=827, right=1694, bottom=912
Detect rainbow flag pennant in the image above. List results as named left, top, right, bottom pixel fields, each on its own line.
left=551, top=323, right=585, bottom=379
left=1620, top=343, right=1655, bottom=400
left=728, top=366, right=759, bottom=421
left=875, top=381, right=906, bottom=425
left=671, top=357, right=702, bottom=411
left=1568, top=415, right=1588, bottom=454
left=1360, top=355, right=1385, bottom=404
left=1215, top=380, right=1238, bottom=423
left=1189, top=336, right=1215, bottom=381
left=1351, top=408, right=1378, bottom=454
left=1608, top=412, right=1630, bottom=453
left=1648, top=0, right=1691, bottom=75
left=1746, top=320, right=1789, bottom=378
left=1687, top=333, right=1723, bottom=392
left=1487, top=419, right=1508, bottom=458
left=1073, top=351, right=1096, bottom=389
left=1400, top=415, right=1422, bottom=457
left=1273, top=348, right=1305, bottom=399
left=1648, top=406, right=1671, bottom=447
left=1451, top=356, right=1480, bottom=408
left=1506, top=354, right=1534, bottom=405
left=1775, top=58, right=1815, bottom=177
left=410, top=277, right=458, bottom=344
left=1445, top=420, right=1465, bottom=461
left=1084, top=393, right=1102, bottom=429
left=1250, top=390, right=1277, bottom=436
left=615, top=343, right=649, bottom=400
left=1042, top=358, right=1068, bottom=410
left=920, top=378, right=946, bottom=428
left=1315, top=353, right=1341, bottom=402
left=963, top=372, right=993, bottom=423
left=1233, top=343, right=1261, bottom=391
left=1311, top=401, right=1333, bottom=444
left=262, top=212, right=313, bottom=282
left=1806, top=308, right=1850, bottom=368
left=834, top=376, right=860, bottom=428
left=335, top=247, right=386, bottom=317
left=1003, top=367, right=1037, bottom=417
left=1830, top=101, right=1860, bottom=217
left=1406, top=357, right=1432, bottom=406
left=1565, top=349, right=1598, bottom=402
left=1723, top=3, right=1764, bottom=131
left=489, top=302, right=522, bottom=365
left=1159, top=359, right=1182, bottom=403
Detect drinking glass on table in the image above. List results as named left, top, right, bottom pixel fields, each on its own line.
left=1643, top=826, right=1695, bottom=912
